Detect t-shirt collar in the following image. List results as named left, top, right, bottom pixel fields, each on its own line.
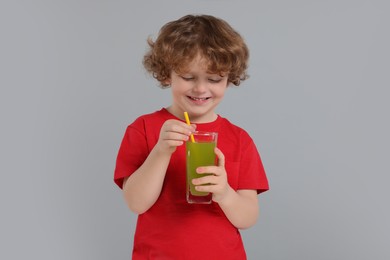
left=160, top=108, right=222, bottom=132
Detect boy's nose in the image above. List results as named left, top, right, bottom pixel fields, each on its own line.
left=193, top=81, right=207, bottom=92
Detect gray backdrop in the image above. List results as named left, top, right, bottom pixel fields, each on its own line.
left=1, top=0, right=389, bottom=259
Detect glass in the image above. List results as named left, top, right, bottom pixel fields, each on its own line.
left=186, top=131, right=218, bottom=204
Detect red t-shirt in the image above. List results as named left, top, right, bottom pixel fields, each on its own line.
left=114, top=108, right=269, bottom=259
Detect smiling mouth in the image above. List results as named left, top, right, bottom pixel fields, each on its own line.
left=188, top=96, right=211, bottom=101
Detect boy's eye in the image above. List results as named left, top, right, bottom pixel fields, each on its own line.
left=181, top=76, right=194, bottom=81
left=208, top=78, right=222, bottom=83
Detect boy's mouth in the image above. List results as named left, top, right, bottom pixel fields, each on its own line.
left=188, top=96, right=211, bottom=101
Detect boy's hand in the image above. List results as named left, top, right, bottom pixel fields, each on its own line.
left=191, top=147, right=232, bottom=203
left=156, top=119, right=196, bottom=155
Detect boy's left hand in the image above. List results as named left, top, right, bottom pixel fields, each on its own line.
left=192, top=147, right=232, bottom=203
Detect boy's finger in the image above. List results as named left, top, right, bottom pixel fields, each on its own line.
left=196, top=166, right=217, bottom=174
left=192, top=175, right=216, bottom=185
left=215, top=147, right=225, bottom=167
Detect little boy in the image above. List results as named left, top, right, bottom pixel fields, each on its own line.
left=114, top=14, right=269, bottom=259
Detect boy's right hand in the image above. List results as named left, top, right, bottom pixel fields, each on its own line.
left=155, top=119, right=196, bottom=155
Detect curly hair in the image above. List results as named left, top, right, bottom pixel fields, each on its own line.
left=143, top=14, right=249, bottom=88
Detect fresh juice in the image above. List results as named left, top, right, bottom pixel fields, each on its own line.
left=186, top=141, right=216, bottom=196
left=185, top=131, right=218, bottom=204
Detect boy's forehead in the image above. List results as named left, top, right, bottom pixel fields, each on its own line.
left=173, top=53, right=229, bottom=76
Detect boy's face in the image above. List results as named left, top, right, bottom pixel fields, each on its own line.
left=167, top=55, right=229, bottom=123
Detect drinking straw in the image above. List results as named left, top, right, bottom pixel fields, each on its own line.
left=184, top=112, right=195, bottom=143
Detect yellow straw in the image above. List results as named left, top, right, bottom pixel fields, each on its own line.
left=184, top=112, right=195, bottom=143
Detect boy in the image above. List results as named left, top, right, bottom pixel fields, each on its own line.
left=114, top=14, right=269, bottom=259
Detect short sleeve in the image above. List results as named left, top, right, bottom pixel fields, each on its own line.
left=237, top=134, right=269, bottom=194
left=113, top=120, right=149, bottom=189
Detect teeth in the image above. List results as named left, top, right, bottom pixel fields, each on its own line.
left=190, top=97, right=208, bottom=101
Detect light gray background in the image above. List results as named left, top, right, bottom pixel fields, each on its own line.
left=1, top=0, right=389, bottom=259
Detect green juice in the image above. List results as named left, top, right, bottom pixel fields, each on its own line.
left=186, top=141, right=216, bottom=196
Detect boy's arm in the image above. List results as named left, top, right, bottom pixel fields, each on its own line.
left=122, top=119, right=195, bottom=214
left=216, top=189, right=259, bottom=229
left=192, top=147, right=260, bottom=229
left=122, top=146, right=172, bottom=214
